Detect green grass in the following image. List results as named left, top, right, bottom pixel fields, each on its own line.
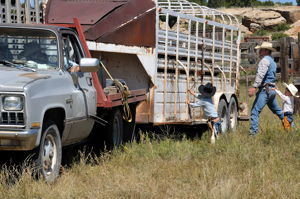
left=1, top=81, right=300, bottom=198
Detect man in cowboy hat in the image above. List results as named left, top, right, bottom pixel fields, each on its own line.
left=187, top=82, right=221, bottom=141
left=271, top=83, right=299, bottom=131
left=248, top=42, right=284, bottom=136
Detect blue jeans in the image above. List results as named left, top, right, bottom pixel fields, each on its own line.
left=214, top=119, right=221, bottom=135
left=249, top=87, right=284, bottom=136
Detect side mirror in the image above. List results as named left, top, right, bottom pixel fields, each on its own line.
left=79, top=58, right=100, bottom=72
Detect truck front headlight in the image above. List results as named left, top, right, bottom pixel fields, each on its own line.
left=3, top=96, right=23, bottom=111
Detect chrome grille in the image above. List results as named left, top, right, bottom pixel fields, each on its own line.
left=1, top=112, right=24, bottom=125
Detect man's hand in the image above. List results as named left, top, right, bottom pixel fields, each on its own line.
left=70, top=65, right=80, bottom=73
left=248, top=87, right=256, bottom=97
left=187, top=100, right=190, bottom=105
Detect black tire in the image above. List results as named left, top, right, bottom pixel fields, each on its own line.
left=123, top=103, right=136, bottom=144
left=107, top=107, right=123, bottom=149
left=218, top=99, right=229, bottom=134
left=228, top=97, right=238, bottom=132
left=36, top=121, right=62, bottom=183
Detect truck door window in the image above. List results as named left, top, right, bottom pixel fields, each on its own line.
left=62, top=34, right=83, bottom=71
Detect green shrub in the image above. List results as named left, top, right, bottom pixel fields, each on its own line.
left=271, top=32, right=289, bottom=41
left=252, top=29, right=268, bottom=36
left=273, top=23, right=291, bottom=32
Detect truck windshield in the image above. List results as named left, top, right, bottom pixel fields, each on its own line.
left=0, top=28, right=58, bottom=70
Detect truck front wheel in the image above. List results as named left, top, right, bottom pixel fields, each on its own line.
left=107, top=107, right=123, bottom=149
left=36, top=121, right=62, bottom=182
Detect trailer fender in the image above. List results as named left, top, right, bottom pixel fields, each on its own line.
left=213, top=92, right=233, bottom=108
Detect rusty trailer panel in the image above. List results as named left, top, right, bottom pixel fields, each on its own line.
left=94, top=8, right=156, bottom=47
left=45, top=0, right=126, bottom=25
left=45, top=0, right=155, bottom=47
left=83, top=0, right=155, bottom=39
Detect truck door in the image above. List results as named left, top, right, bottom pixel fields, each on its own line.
left=62, top=33, right=97, bottom=142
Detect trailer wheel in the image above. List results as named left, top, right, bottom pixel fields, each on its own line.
left=228, top=97, right=238, bottom=132
left=108, top=107, right=123, bottom=148
left=36, top=120, right=62, bottom=183
left=218, top=99, right=229, bottom=134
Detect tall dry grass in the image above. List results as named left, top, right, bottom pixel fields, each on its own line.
left=0, top=81, right=300, bottom=198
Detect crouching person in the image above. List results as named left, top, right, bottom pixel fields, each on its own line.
left=187, top=83, right=220, bottom=143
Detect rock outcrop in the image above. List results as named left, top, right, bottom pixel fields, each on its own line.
left=242, top=9, right=286, bottom=31
left=285, top=19, right=300, bottom=38
left=263, top=6, right=300, bottom=23
left=220, top=6, right=300, bottom=35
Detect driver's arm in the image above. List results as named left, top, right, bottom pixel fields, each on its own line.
left=64, top=57, right=80, bottom=72
left=70, top=64, right=80, bottom=72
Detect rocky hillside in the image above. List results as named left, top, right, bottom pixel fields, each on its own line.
left=220, top=6, right=300, bottom=38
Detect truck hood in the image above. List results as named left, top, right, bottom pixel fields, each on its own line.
left=0, top=67, right=53, bottom=92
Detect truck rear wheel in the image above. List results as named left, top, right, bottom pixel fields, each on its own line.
left=36, top=121, right=62, bottom=182
left=107, top=107, right=123, bottom=149
left=228, top=97, right=238, bottom=132
left=218, top=99, right=229, bottom=134
left=123, top=103, right=136, bottom=143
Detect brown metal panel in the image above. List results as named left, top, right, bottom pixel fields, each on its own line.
left=96, top=9, right=156, bottom=47
left=84, top=0, right=155, bottom=44
left=45, top=0, right=126, bottom=25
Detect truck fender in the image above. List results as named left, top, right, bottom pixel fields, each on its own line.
left=33, top=106, right=67, bottom=148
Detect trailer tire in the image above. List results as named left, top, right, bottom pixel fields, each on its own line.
left=108, top=107, right=123, bottom=148
left=35, top=120, right=62, bottom=183
left=228, top=97, right=238, bottom=132
left=218, top=99, right=229, bottom=134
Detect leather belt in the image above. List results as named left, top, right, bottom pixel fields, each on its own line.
left=259, top=83, right=275, bottom=94
left=207, top=117, right=220, bottom=124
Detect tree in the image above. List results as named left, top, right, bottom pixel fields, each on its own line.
left=297, top=0, right=300, bottom=6
left=207, top=0, right=225, bottom=8
left=188, top=0, right=207, bottom=6
left=262, top=0, right=275, bottom=6
left=225, top=0, right=252, bottom=7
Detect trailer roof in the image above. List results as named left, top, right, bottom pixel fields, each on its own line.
left=156, top=0, right=239, bottom=26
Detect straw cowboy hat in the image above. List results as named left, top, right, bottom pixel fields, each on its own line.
left=255, top=42, right=277, bottom=52
left=283, top=83, right=299, bottom=97
left=198, top=82, right=216, bottom=97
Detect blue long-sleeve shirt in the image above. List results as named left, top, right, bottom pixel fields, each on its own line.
left=189, top=94, right=218, bottom=119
